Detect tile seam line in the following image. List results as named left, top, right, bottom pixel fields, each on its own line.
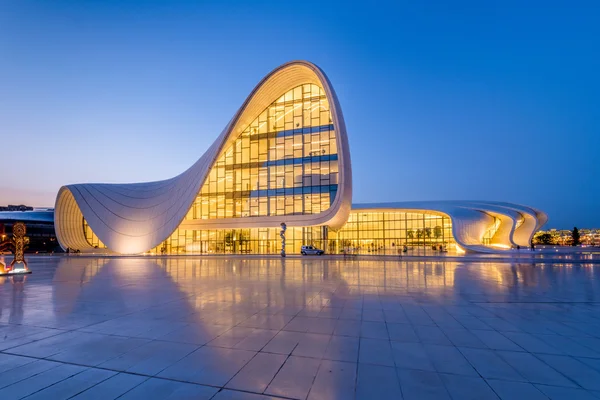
left=4, top=363, right=87, bottom=399
left=260, top=343, right=298, bottom=396
left=0, top=358, right=63, bottom=391
left=0, top=351, right=296, bottom=399
left=62, top=370, right=118, bottom=400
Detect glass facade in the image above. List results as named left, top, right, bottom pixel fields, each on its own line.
left=134, top=210, right=455, bottom=255
left=83, top=218, right=106, bottom=249
left=186, top=83, right=338, bottom=221
left=481, top=217, right=500, bottom=245
left=336, top=211, right=455, bottom=255
left=83, top=210, right=458, bottom=255
left=151, top=226, right=328, bottom=255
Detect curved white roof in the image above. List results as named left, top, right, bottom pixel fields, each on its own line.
left=54, top=61, right=352, bottom=254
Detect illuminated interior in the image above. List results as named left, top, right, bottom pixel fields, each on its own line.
left=83, top=209, right=457, bottom=255
left=336, top=210, right=455, bottom=254
left=188, top=83, right=338, bottom=220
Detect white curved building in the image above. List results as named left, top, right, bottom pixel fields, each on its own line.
left=54, top=61, right=547, bottom=255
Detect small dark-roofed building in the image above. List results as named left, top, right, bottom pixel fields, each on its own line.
left=0, top=208, right=60, bottom=253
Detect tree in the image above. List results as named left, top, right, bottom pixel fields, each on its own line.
left=424, top=227, right=432, bottom=240
left=433, top=226, right=442, bottom=240
left=534, top=232, right=554, bottom=245
left=340, top=239, right=352, bottom=248
left=572, top=227, right=581, bottom=246
left=407, top=230, right=414, bottom=240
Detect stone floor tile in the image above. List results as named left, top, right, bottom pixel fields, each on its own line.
left=424, top=343, right=478, bottom=376
left=292, top=333, right=332, bottom=359
left=0, top=326, right=66, bottom=351
left=390, top=341, right=435, bottom=371
left=497, top=350, right=577, bottom=387
left=338, top=307, right=362, bottom=321
left=334, top=319, right=361, bottom=337
left=502, top=331, right=564, bottom=354
left=360, top=321, right=389, bottom=340
left=6, top=330, right=92, bottom=358
left=538, top=334, right=600, bottom=358
left=23, top=367, right=116, bottom=400
left=262, top=330, right=303, bottom=355
left=535, top=384, right=599, bottom=400
left=441, top=327, right=488, bottom=348
left=158, top=346, right=255, bottom=386
left=209, top=326, right=257, bottom=348
left=470, top=329, right=523, bottom=351
left=308, top=359, right=356, bottom=400
left=0, top=363, right=86, bottom=399
left=414, top=324, right=451, bottom=345
left=234, top=329, right=278, bottom=351
left=356, top=363, right=402, bottom=400
left=226, top=352, right=287, bottom=393
left=486, top=379, right=548, bottom=400
left=323, top=335, right=359, bottom=362
left=359, top=337, right=395, bottom=367
left=70, top=373, right=148, bottom=399
left=0, top=359, right=63, bottom=390
left=384, top=310, right=409, bottom=324
left=459, top=347, right=524, bottom=381
left=535, top=353, right=600, bottom=390
left=0, top=353, right=37, bottom=374
left=213, top=389, right=282, bottom=399
left=455, top=316, right=493, bottom=331
left=265, top=356, right=321, bottom=399
left=47, top=334, right=150, bottom=366
left=159, top=323, right=230, bottom=345
left=397, top=367, right=450, bottom=400
left=576, top=357, right=600, bottom=373
left=118, top=377, right=217, bottom=399
left=362, top=309, right=385, bottom=322
left=387, top=323, right=419, bottom=343
left=440, top=373, right=499, bottom=400
left=99, top=339, right=198, bottom=375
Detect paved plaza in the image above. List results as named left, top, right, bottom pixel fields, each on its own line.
left=2, top=255, right=600, bottom=399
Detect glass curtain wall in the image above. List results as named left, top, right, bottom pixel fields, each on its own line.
left=151, top=226, right=327, bottom=255
left=481, top=217, right=500, bottom=245
left=83, top=218, right=106, bottom=249
left=187, top=83, right=338, bottom=220
left=336, top=211, right=455, bottom=255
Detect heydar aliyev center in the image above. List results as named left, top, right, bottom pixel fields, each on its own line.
left=54, top=61, right=547, bottom=255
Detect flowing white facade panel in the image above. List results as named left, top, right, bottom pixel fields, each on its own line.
left=352, top=201, right=548, bottom=253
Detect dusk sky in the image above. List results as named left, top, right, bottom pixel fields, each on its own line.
left=1, top=1, right=598, bottom=229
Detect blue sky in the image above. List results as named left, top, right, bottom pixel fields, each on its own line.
left=1, top=0, right=598, bottom=228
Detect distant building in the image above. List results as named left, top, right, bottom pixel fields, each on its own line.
left=535, top=228, right=600, bottom=246
left=53, top=61, right=547, bottom=255
left=0, top=209, right=60, bottom=253
left=0, top=204, right=33, bottom=212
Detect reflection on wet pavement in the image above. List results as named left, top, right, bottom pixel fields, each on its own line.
left=1, top=255, right=600, bottom=399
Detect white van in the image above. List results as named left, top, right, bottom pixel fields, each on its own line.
left=301, top=245, right=324, bottom=255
